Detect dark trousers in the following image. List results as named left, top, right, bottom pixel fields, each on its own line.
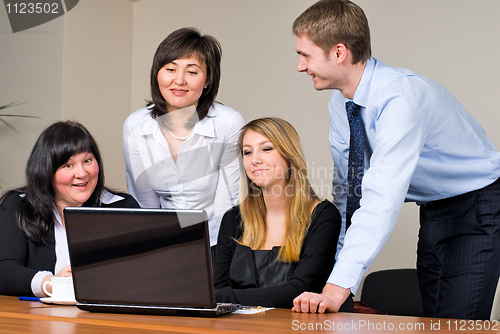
left=417, top=179, right=500, bottom=320
left=339, top=294, right=355, bottom=313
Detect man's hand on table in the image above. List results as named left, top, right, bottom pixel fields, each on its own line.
left=292, top=283, right=350, bottom=313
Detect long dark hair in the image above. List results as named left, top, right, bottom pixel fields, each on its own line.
left=148, top=27, right=222, bottom=122
left=0, top=121, right=105, bottom=244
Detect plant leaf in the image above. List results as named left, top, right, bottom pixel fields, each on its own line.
left=0, top=118, right=19, bottom=133
left=0, top=102, right=39, bottom=133
left=0, top=102, right=24, bottom=110
left=0, top=114, right=40, bottom=118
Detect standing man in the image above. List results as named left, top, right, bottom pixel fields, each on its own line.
left=291, top=0, right=500, bottom=320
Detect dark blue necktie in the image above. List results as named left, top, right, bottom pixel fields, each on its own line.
left=346, top=101, right=364, bottom=230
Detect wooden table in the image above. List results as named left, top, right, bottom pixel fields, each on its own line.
left=0, top=296, right=498, bottom=333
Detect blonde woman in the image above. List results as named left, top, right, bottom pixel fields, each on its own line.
left=214, top=117, right=353, bottom=310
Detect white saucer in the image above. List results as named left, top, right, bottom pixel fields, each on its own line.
left=40, top=297, right=77, bottom=305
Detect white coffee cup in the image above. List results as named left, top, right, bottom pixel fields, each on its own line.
left=42, top=276, right=75, bottom=301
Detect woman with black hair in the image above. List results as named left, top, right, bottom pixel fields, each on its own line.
left=0, top=121, right=139, bottom=297
left=123, top=27, right=245, bottom=250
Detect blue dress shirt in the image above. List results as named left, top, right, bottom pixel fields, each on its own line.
left=328, top=57, right=500, bottom=294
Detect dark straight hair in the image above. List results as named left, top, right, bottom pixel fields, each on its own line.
left=148, top=27, right=222, bottom=122
left=0, top=121, right=105, bottom=244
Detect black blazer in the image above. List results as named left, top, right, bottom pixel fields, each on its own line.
left=0, top=191, right=139, bottom=296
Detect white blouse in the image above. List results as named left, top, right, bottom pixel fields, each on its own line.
left=123, top=103, right=245, bottom=246
left=31, top=191, right=126, bottom=297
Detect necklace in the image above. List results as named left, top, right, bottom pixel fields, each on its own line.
left=167, top=127, right=193, bottom=140
left=163, top=119, right=194, bottom=140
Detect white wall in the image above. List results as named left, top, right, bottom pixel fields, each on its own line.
left=1, top=0, right=499, bottom=296
left=0, top=7, right=64, bottom=190
left=62, top=0, right=134, bottom=191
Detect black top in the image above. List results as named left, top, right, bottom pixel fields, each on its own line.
left=252, top=248, right=296, bottom=288
left=214, top=200, right=341, bottom=308
left=0, top=190, right=139, bottom=296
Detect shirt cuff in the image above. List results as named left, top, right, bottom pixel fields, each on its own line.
left=31, top=271, right=53, bottom=297
left=326, top=260, right=366, bottom=295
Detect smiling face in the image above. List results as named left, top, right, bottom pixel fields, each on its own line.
left=52, top=151, right=99, bottom=213
left=157, top=56, right=208, bottom=113
left=242, top=130, right=289, bottom=191
left=295, top=35, right=341, bottom=91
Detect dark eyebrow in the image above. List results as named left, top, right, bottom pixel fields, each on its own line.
left=165, top=60, right=201, bottom=68
left=187, top=64, right=202, bottom=69
left=170, top=60, right=202, bottom=69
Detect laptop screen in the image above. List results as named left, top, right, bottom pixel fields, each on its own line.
left=64, top=207, right=215, bottom=308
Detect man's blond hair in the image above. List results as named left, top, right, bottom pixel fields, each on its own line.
left=293, top=0, right=371, bottom=64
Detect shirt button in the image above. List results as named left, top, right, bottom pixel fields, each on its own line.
left=351, top=278, right=356, bottom=282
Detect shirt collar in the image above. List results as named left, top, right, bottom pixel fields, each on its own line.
left=139, top=105, right=216, bottom=138
left=53, top=207, right=63, bottom=227
left=194, top=108, right=216, bottom=138
left=352, top=57, right=376, bottom=108
left=100, top=189, right=124, bottom=204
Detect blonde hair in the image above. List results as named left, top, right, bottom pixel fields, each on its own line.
left=237, top=117, right=320, bottom=262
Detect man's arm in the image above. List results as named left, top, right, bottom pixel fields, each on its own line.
left=294, top=95, right=426, bottom=312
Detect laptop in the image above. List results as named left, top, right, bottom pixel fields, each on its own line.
left=63, top=207, right=239, bottom=317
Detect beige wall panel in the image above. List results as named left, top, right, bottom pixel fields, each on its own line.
left=0, top=8, right=64, bottom=190
left=62, top=0, right=134, bottom=191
